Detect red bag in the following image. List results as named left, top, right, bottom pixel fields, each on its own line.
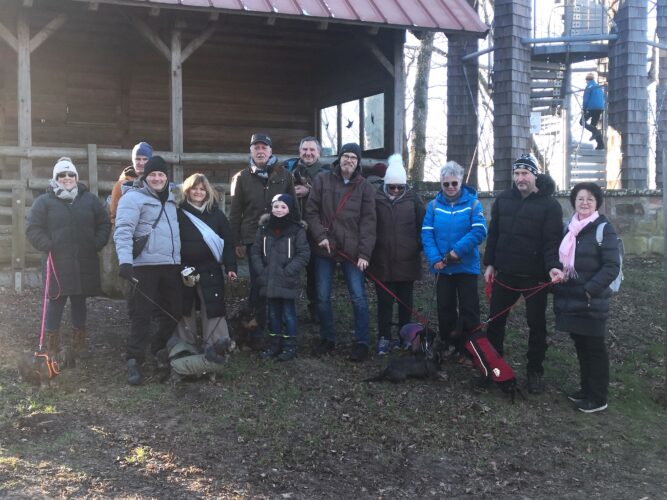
left=465, top=330, right=519, bottom=400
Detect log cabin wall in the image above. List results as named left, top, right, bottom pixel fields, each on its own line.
left=0, top=2, right=397, bottom=187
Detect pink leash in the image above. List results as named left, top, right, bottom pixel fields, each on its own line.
left=38, top=253, right=60, bottom=352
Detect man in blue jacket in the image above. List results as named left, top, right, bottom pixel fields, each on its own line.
left=581, top=73, right=605, bottom=150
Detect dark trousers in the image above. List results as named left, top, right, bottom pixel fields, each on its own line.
left=45, top=294, right=87, bottom=331
left=571, top=333, right=609, bottom=404
left=436, top=274, right=480, bottom=352
left=375, top=281, right=414, bottom=341
left=246, top=243, right=266, bottom=333
left=306, top=256, right=318, bottom=311
left=127, top=265, right=182, bottom=362
left=581, top=110, right=603, bottom=140
left=486, top=272, right=548, bottom=375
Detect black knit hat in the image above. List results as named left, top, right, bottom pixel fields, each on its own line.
left=271, top=193, right=296, bottom=215
left=142, top=156, right=169, bottom=180
left=338, top=143, right=362, bottom=162
left=512, top=153, right=539, bottom=176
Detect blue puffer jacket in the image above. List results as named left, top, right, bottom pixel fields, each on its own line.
left=583, top=80, right=605, bottom=111
left=421, top=185, right=487, bottom=275
left=114, top=183, right=181, bottom=266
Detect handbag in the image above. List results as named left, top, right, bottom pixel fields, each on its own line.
left=132, top=204, right=165, bottom=259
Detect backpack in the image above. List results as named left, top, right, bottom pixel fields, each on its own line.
left=595, top=222, right=623, bottom=292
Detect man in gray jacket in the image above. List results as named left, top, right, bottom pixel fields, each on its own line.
left=114, top=156, right=182, bottom=385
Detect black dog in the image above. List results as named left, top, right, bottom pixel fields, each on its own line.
left=228, top=308, right=265, bottom=352
left=365, top=343, right=444, bottom=383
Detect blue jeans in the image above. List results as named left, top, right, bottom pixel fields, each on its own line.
left=315, top=256, right=369, bottom=345
left=267, top=298, right=297, bottom=338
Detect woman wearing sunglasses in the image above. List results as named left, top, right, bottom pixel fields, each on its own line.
left=421, top=161, right=487, bottom=360
left=27, top=157, right=111, bottom=364
left=368, top=154, right=425, bottom=355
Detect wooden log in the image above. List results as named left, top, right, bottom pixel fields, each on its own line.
left=17, top=9, right=32, bottom=182
left=171, top=25, right=184, bottom=183
left=393, top=31, right=405, bottom=155
left=12, top=186, right=25, bottom=292
left=87, top=143, right=99, bottom=196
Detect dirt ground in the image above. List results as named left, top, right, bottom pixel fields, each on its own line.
left=0, top=257, right=665, bottom=499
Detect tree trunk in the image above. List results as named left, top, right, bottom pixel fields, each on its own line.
left=408, top=31, right=434, bottom=182
left=658, top=0, right=667, bottom=404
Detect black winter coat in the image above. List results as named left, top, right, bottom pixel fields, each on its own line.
left=369, top=187, right=424, bottom=282
left=26, top=183, right=111, bottom=296
left=250, top=214, right=310, bottom=299
left=178, top=202, right=237, bottom=318
left=553, top=216, right=620, bottom=337
left=483, top=174, right=563, bottom=278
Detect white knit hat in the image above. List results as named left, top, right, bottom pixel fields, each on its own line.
left=52, top=157, right=78, bottom=180
left=384, top=154, right=407, bottom=185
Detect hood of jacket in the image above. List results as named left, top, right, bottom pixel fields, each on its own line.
left=258, top=213, right=307, bottom=231
left=435, top=184, right=478, bottom=206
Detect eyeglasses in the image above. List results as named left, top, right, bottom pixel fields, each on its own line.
left=387, top=184, right=405, bottom=191
left=341, top=154, right=358, bottom=162
left=57, top=172, right=76, bottom=179
left=442, top=181, right=459, bottom=188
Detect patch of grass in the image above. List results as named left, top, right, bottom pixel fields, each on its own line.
left=15, top=399, right=57, bottom=415
left=122, top=446, right=149, bottom=465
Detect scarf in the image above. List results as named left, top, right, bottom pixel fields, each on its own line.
left=559, top=211, right=600, bottom=279
left=250, top=156, right=278, bottom=179
left=50, top=179, right=78, bottom=202
left=187, top=200, right=206, bottom=213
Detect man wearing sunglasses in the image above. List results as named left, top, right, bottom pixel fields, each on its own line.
left=305, top=143, right=377, bottom=362
left=483, top=153, right=563, bottom=394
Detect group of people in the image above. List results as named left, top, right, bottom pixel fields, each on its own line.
left=25, top=133, right=620, bottom=413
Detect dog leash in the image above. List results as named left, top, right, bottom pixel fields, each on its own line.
left=35, top=252, right=61, bottom=378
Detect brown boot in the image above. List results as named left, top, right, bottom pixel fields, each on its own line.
left=72, top=327, right=87, bottom=356
left=45, top=330, right=61, bottom=357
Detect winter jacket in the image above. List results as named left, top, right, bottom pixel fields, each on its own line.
left=422, top=185, right=487, bottom=275
left=583, top=80, right=605, bottom=111
left=369, top=187, right=424, bottom=282
left=553, top=216, right=620, bottom=337
left=229, top=160, right=297, bottom=246
left=178, top=201, right=237, bottom=318
left=114, top=182, right=181, bottom=266
left=27, top=182, right=111, bottom=296
left=483, top=174, right=563, bottom=279
left=109, top=166, right=138, bottom=226
left=305, top=163, right=377, bottom=262
left=250, top=214, right=310, bottom=299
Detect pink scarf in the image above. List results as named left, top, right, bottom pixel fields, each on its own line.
left=559, top=211, right=600, bottom=279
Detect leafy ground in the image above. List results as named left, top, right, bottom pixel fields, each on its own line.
left=0, top=257, right=665, bottom=499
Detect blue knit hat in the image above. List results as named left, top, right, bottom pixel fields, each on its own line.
left=132, top=142, right=153, bottom=159
left=271, top=193, right=295, bottom=214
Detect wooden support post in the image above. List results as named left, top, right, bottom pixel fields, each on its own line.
left=12, top=186, right=26, bottom=293
left=170, top=24, right=184, bottom=183
left=17, top=9, right=32, bottom=181
left=87, top=144, right=99, bottom=197
left=393, top=32, right=405, bottom=156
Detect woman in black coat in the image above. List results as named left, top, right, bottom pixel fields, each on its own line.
left=26, top=157, right=111, bottom=359
left=176, top=173, right=237, bottom=348
left=552, top=182, right=620, bottom=414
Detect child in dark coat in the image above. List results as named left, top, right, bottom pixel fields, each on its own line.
left=250, top=194, right=310, bottom=361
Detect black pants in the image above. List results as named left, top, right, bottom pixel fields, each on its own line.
left=375, top=281, right=414, bottom=341
left=571, top=333, right=608, bottom=404
left=246, top=243, right=266, bottom=333
left=127, top=265, right=182, bottom=362
left=580, top=110, right=603, bottom=140
left=486, top=272, right=548, bottom=375
left=436, top=273, right=480, bottom=352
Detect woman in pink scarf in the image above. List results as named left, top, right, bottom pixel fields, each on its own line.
left=551, top=183, right=620, bottom=414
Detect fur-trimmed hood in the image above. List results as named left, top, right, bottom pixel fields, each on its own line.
left=258, top=212, right=308, bottom=231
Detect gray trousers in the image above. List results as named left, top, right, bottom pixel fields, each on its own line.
left=176, top=283, right=230, bottom=347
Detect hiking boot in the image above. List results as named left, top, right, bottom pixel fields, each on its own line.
left=72, top=327, right=87, bottom=357
left=260, top=336, right=282, bottom=360
left=376, top=337, right=390, bottom=356
left=127, top=359, right=143, bottom=386
left=46, top=330, right=60, bottom=358
left=314, top=339, right=335, bottom=357
left=526, top=372, right=545, bottom=395
left=575, top=399, right=608, bottom=413
left=349, top=343, right=369, bottom=362
left=277, top=338, right=297, bottom=362
left=567, top=389, right=587, bottom=403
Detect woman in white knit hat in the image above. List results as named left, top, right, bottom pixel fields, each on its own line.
left=26, top=157, right=111, bottom=364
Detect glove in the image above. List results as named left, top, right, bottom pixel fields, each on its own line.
left=118, top=264, right=134, bottom=281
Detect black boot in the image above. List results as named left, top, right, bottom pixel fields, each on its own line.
left=595, top=131, right=605, bottom=150
left=127, top=359, right=143, bottom=386
left=260, top=335, right=282, bottom=360
left=277, top=337, right=297, bottom=362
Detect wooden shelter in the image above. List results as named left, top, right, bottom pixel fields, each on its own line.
left=0, top=0, right=487, bottom=290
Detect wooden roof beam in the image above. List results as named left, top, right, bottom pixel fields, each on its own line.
left=0, top=21, right=18, bottom=52
left=30, top=14, right=67, bottom=53
left=181, top=23, right=217, bottom=63
left=357, top=36, right=394, bottom=77
left=130, top=14, right=170, bottom=60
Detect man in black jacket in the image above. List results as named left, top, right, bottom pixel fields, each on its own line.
left=483, top=154, right=563, bottom=394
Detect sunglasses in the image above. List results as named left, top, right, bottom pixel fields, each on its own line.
left=442, top=181, right=459, bottom=188
left=387, top=184, right=405, bottom=191
left=57, top=172, right=76, bottom=179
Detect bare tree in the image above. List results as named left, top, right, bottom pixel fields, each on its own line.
left=408, top=31, right=435, bottom=182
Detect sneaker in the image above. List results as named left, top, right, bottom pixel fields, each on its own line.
left=259, top=336, right=282, bottom=360
left=376, top=337, right=390, bottom=356
left=314, top=339, right=335, bottom=357
left=567, top=390, right=587, bottom=403
left=349, top=342, right=369, bottom=362
left=127, top=359, right=143, bottom=386
left=526, top=372, right=545, bottom=395
left=576, top=399, right=608, bottom=413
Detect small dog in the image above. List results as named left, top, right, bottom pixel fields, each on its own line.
left=228, top=308, right=265, bottom=351
left=365, top=349, right=443, bottom=383
left=17, top=352, right=59, bottom=388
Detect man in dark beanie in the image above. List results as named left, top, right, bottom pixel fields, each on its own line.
left=305, top=143, right=376, bottom=362
left=114, top=155, right=182, bottom=385
left=229, top=133, right=296, bottom=344
left=483, top=153, right=563, bottom=394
